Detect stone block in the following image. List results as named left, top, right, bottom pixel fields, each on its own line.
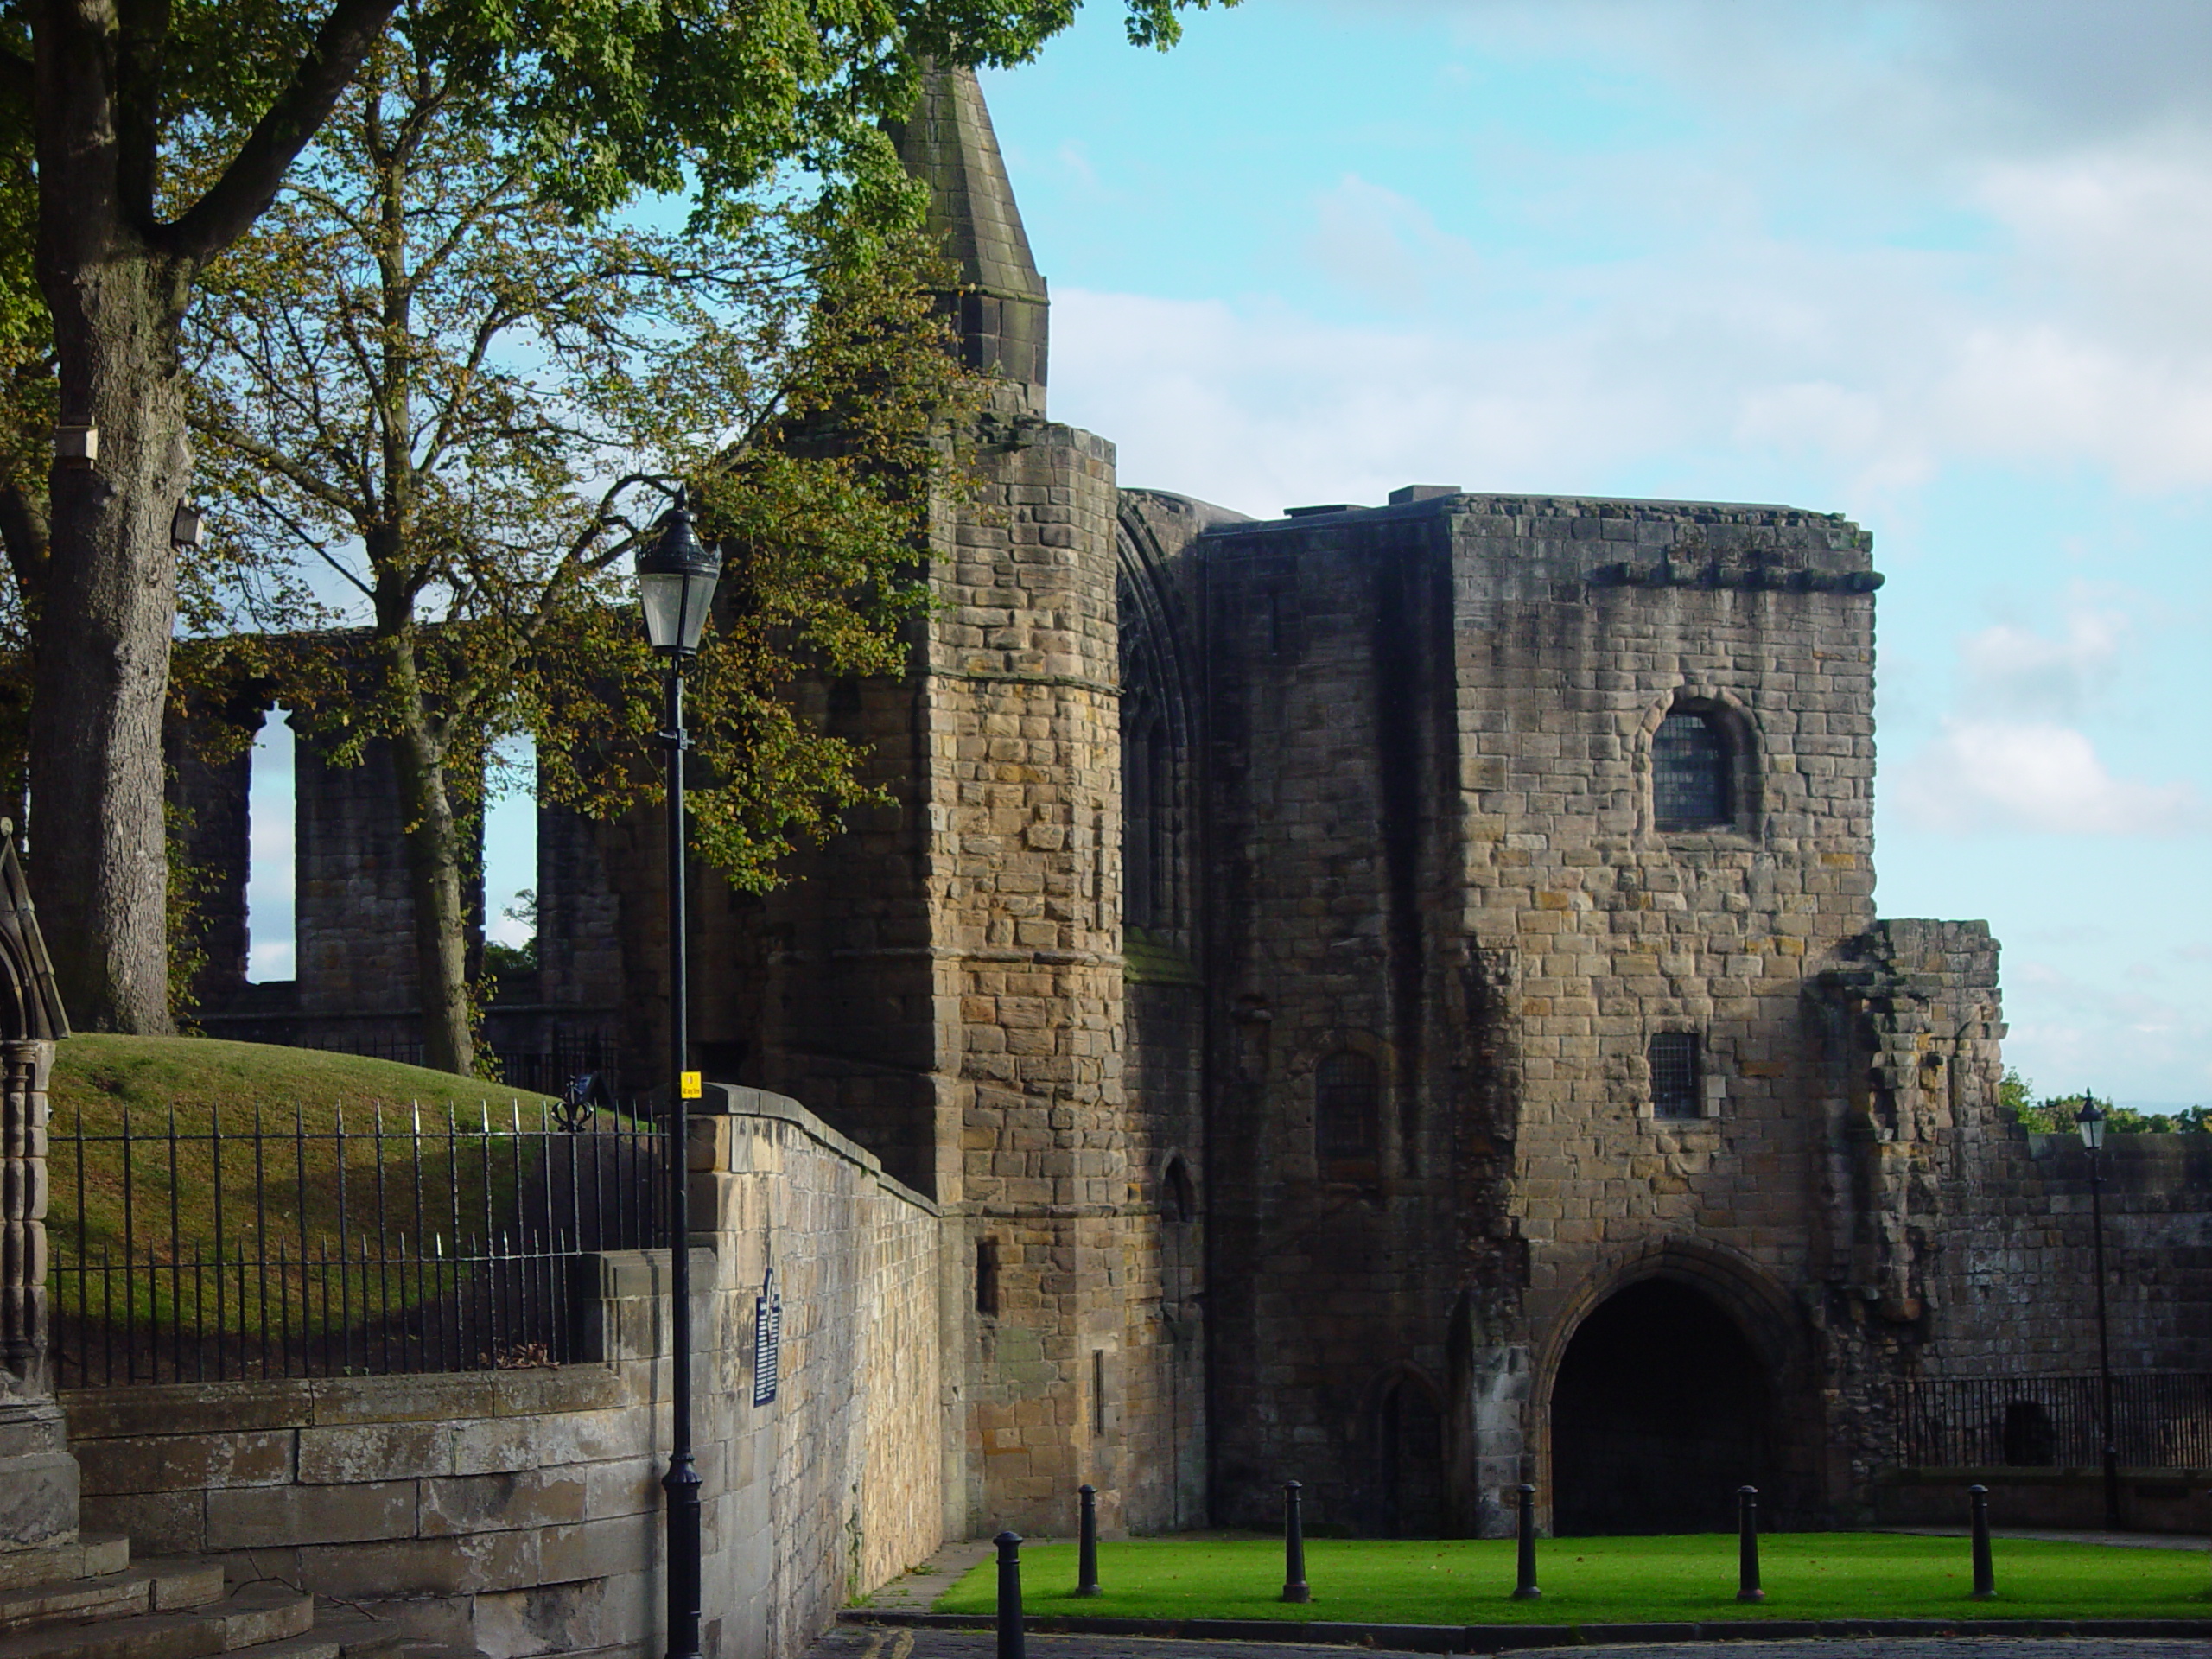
left=78, top=1431, right=289, bottom=1496
left=205, top=1478, right=416, bottom=1549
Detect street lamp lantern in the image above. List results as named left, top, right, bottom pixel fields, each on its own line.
left=634, top=489, right=721, bottom=658
left=2075, top=1094, right=2107, bottom=1153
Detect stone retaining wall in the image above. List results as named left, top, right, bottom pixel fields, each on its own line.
left=60, top=1085, right=944, bottom=1659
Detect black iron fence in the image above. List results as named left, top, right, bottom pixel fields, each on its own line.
left=1896, top=1373, right=2212, bottom=1468
left=49, top=1099, right=666, bottom=1387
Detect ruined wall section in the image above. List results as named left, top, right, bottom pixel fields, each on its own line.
left=1198, top=503, right=1471, bottom=1536
left=1445, top=497, right=1881, bottom=1527
left=1813, top=919, right=2212, bottom=1516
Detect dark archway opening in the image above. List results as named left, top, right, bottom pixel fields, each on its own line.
left=1551, top=1278, right=1773, bottom=1534
left=1367, top=1375, right=1446, bottom=1537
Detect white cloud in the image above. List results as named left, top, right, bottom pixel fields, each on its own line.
left=1954, top=608, right=2124, bottom=721
left=1890, top=718, right=2207, bottom=836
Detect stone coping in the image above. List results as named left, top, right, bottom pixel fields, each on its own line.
left=696, top=1082, right=941, bottom=1216
left=841, top=1611, right=2212, bottom=1654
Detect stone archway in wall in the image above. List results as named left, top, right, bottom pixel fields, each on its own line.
left=1550, top=1279, right=1772, bottom=1534
left=1536, top=1242, right=1815, bottom=1535
left=1357, top=1366, right=1449, bottom=1537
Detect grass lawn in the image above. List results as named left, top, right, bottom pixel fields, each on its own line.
left=933, top=1533, right=2211, bottom=1624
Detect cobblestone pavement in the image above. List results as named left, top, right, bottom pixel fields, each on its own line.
left=808, top=1627, right=2209, bottom=1659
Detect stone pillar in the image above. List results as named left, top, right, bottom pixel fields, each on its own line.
left=0, top=1039, right=78, bottom=1549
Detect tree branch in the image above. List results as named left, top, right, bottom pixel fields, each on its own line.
left=162, top=0, right=401, bottom=260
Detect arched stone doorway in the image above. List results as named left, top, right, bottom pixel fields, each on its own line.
left=1363, top=1370, right=1446, bottom=1537
left=1550, top=1277, right=1774, bottom=1534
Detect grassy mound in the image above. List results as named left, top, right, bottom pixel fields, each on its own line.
left=50, top=1033, right=555, bottom=1128
left=932, top=1533, right=2211, bottom=1624
left=46, top=1035, right=579, bottom=1340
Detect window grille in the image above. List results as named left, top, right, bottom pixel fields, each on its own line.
left=1654, top=711, right=1729, bottom=830
left=1315, top=1051, right=1382, bottom=1164
left=1649, top=1031, right=1702, bottom=1119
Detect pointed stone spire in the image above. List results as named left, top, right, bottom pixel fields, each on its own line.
left=887, top=64, right=1049, bottom=416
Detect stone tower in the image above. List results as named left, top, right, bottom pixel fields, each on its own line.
left=683, top=63, right=1190, bottom=1537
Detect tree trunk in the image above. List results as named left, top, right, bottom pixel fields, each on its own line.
left=29, top=250, right=190, bottom=1032
left=386, top=649, right=474, bottom=1077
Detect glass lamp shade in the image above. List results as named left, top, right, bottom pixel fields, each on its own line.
left=636, top=502, right=721, bottom=657
left=2075, top=1096, right=2107, bottom=1151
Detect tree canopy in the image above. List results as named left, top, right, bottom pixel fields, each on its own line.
left=0, top=0, right=1233, bottom=1033
left=182, top=27, right=988, bottom=1073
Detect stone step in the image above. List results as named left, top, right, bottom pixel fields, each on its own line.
left=0, top=1542, right=133, bottom=1598
left=0, top=1580, right=313, bottom=1659
left=0, top=1560, right=224, bottom=1635
left=289, top=1609, right=407, bottom=1659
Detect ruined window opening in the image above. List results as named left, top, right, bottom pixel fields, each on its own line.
left=1654, top=710, right=1729, bottom=831
left=1123, top=712, right=1168, bottom=928
left=481, top=735, right=540, bottom=983
left=1649, top=1031, right=1702, bottom=1119
left=976, top=1238, right=1001, bottom=1317
left=1315, top=1050, right=1382, bottom=1173
left=1091, top=1349, right=1106, bottom=1436
left=245, top=707, right=296, bottom=982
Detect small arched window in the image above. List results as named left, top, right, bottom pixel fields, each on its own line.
left=1163, top=1157, right=1196, bottom=1224
left=1315, top=1050, right=1381, bottom=1173
left=1653, top=710, right=1730, bottom=831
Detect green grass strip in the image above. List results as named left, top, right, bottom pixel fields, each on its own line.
left=931, top=1534, right=2211, bottom=1624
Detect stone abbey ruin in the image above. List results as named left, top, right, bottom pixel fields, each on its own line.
left=42, top=60, right=2200, bottom=1659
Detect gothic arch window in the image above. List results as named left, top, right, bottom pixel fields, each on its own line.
left=1315, top=1050, right=1382, bottom=1177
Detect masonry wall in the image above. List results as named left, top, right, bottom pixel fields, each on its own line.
left=62, top=1087, right=944, bottom=1659
left=1198, top=503, right=1474, bottom=1536
left=1450, top=499, right=1885, bottom=1529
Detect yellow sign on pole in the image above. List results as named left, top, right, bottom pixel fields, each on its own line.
left=681, top=1071, right=702, bottom=1100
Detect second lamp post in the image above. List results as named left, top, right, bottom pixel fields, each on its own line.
left=2073, top=1095, right=2122, bottom=1532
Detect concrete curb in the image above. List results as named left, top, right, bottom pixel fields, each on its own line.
left=839, top=1610, right=2212, bottom=1651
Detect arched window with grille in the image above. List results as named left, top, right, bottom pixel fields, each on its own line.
left=1653, top=709, right=1732, bottom=831
left=1315, top=1050, right=1382, bottom=1175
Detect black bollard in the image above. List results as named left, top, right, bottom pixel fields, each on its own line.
left=1968, top=1484, right=1994, bottom=1600
left=1281, top=1480, right=1312, bottom=1603
left=1077, top=1484, right=1102, bottom=1597
left=1511, top=1484, right=1541, bottom=1600
left=995, top=1530, right=1026, bottom=1659
left=1735, top=1486, right=1764, bottom=1603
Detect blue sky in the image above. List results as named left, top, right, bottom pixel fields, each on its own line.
left=254, top=0, right=2212, bottom=1107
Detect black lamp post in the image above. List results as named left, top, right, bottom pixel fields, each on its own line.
left=632, top=479, right=721, bottom=1659
left=2074, top=1094, right=2122, bottom=1532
